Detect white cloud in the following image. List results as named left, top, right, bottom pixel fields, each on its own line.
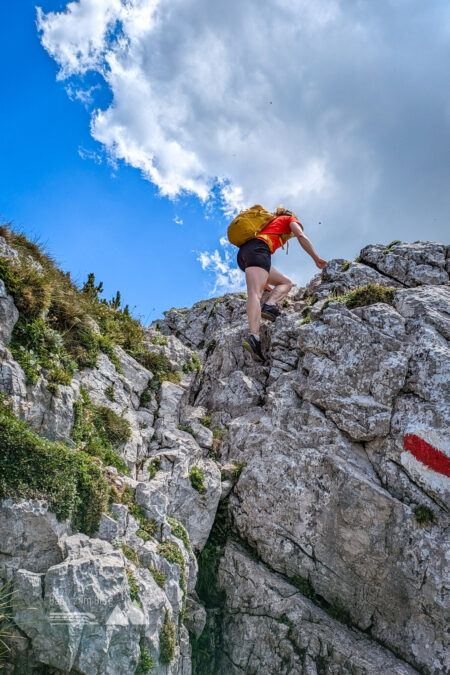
left=197, top=247, right=245, bottom=296
left=38, top=0, right=450, bottom=291
left=173, top=215, right=183, bottom=225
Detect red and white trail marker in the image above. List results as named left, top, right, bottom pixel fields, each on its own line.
left=402, top=432, right=450, bottom=500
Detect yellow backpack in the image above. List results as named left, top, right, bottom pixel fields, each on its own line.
left=227, top=205, right=275, bottom=248
left=227, top=204, right=295, bottom=253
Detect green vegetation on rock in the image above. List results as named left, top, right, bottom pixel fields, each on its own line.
left=148, top=566, right=166, bottom=589
left=135, top=639, right=155, bottom=673
left=413, top=504, right=435, bottom=525
left=189, top=466, right=206, bottom=494
left=71, top=387, right=130, bottom=474
left=168, top=516, right=191, bottom=551
left=159, top=612, right=175, bottom=665
left=0, top=401, right=110, bottom=535
left=321, top=283, right=396, bottom=314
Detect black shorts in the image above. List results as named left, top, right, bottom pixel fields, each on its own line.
left=237, top=238, right=271, bottom=273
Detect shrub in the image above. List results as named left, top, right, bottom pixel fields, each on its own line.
left=0, top=403, right=109, bottom=535
left=151, top=335, right=168, bottom=346
left=125, top=567, right=140, bottom=604
left=321, top=283, right=396, bottom=314
left=129, top=503, right=157, bottom=540
left=136, top=639, right=155, bottom=673
left=182, top=353, right=202, bottom=373
left=231, top=461, right=245, bottom=483
left=139, top=382, right=153, bottom=408
left=148, top=566, right=166, bottom=589
left=121, top=544, right=140, bottom=567
left=71, top=391, right=129, bottom=475
left=105, top=385, right=115, bottom=402
left=159, top=612, right=175, bottom=665
left=167, top=517, right=191, bottom=551
left=189, top=466, right=206, bottom=494
left=414, top=505, right=435, bottom=525
left=148, top=457, right=161, bottom=479
left=342, top=261, right=350, bottom=271
left=157, top=541, right=184, bottom=567
left=199, top=414, right=212, bottom=428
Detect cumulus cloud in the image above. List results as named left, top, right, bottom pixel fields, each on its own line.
left=197, top=248, right=245, bottom=296
left=38, top=0, right=450, bottom=289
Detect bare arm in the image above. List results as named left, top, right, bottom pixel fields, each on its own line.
left=290, top=221, right=327, bottom=269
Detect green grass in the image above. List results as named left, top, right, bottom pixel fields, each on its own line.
left=105, top=385, right=115, bottom=402
left=321, top=283, right=396, bottom=314
left=125, top=567, right=140, bottom=604
left=299, top=316, right=311, bottom=326
left=71, top=388, right=130, bottom=474
left=157, top=541, right=187, bottom=593
left=0, top=401, right=110, bottom=535
left=151, top=335, right=168, bottom=346
left=199, top=414, right=212, bottom=428
left=231, top=461, right=245, bottom=483
left=136, top=639, right=155, bottom=673
left=159, top=612, right=175, bottom=665
left=341, top=261, right=350, bottom=271
left=148, top=456, right=161, bottom=479
left=182, top=353, right=202, bottom=373
left=121, top=544, right=141, bottom=567
left=129, top=503, right=157, bottom=540
left=413, top=505, right=435, bottom=525
left=168, top=516, right=191, bottom=551
left=189, top=466, right=206, bottom=495
left=148, top=566, right=166, bottom=589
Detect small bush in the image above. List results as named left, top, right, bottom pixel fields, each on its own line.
left=157, top=541, right=184, bottom=567
left=414, top=505, right=435, bottom=525
left=231, top=461, right=245, bottom=483
left=168, top=516, right=191, bottom=551
left=282, top=298, right=289, bottom=308
left=120, top=485, right=134, bottom=506
left=151, top=335, right=168, bottom=346
left=136, top=639, right=155, bottom=673
left=159, top=612, right=175, bottom=665
left=299, top=316, right=311, bottom=326
left=199, top=414, right=212, bottom=428
left=125, top=567, right=140, bottom=604
left=129, top=503, right=157, bottom=539
left=71, top=391, right=129, bottom=474
left=182, top=353, right=202, bottom=373
left=121, top=544, right=140, bottom=567
left=148, top=457, right=161, bottom=479
left=189, top=466, right=206, bottom=495
left=104, top=385, right=115, bottom=402
left=148, top=566, right=166, bottom=589
left=342, top=261, right=350, bottom=272
left=322, top=283, right=396, bottom=314
left=0, top=403, right=110, bottom=535
left=139, top=382, right=153, bottom=408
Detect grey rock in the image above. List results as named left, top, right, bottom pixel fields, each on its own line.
left=360, top=241, right=449, bottom=287
left=0, top=279, right=18, bottom=344
left=218, top=542, right=419, bottom=675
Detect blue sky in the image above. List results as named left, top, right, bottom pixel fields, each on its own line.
left=1, top=1, right=449, bottom=322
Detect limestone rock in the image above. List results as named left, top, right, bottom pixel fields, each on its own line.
left=0, top=279, right=18, bottom=344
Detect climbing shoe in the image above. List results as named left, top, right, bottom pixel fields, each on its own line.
left=261, top=303, right=281, bottom=322
left=242, top=335, right=264, bottom=362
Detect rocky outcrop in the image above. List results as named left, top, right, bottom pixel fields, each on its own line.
left=1, top=238, right=449, bottom=674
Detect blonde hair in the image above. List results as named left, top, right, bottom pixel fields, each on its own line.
left=274, top=204, right=298, bottom=220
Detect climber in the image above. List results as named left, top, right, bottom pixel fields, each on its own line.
left=237, top=206, right=327, bottom=361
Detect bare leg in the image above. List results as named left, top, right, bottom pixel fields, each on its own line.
left=245, top=266, right=269, bottom=335
left=266, top=267, right=293, bottom=305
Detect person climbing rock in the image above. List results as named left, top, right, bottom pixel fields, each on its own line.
left=232, top=205, right=327, bottom=361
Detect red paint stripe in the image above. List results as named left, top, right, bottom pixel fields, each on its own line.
left=403, top=434, right=450, bottom=478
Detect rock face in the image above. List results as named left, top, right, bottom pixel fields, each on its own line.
left=1, top=238, right=449, bottom=674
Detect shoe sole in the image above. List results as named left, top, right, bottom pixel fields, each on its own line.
left=261, top=311, right=277, bottom=322
left=242, top=341, right=263, bottom=362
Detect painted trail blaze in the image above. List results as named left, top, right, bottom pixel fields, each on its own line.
left=403, top=434, right=450, bottom=478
